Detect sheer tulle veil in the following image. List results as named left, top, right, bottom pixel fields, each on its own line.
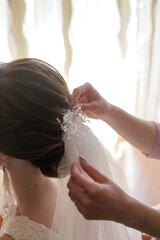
left=50, top=107, right=142, bottom=240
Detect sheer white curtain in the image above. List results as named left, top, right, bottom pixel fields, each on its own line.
left=0, top=0, right=160, bottom=143
left=136, top=0, right=160, bottom=121
left=148, top=0, right=160, bottom=121
left=24, top=0, right=65, bottom=75
left=0, top=0, right=65, bottom=74
left=0, top=0, right=12, bottom=61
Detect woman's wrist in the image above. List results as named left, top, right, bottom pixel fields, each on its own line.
left=101, top=102, right=120, bottom=124
left=122, top=196, right=146, bottom=230
left=121, top=196, right=160, bottom=238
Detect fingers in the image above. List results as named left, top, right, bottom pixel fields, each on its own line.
left=74, top=200, right=94, bottom=220
left=67, top=164, right=90, bottom=205
left=68, top=186, right=86, bottom=203
left=79, top=157, right=108, bottom=184
left=71, top=83, right=93, bottom=106
left=68, top=163, right=93, bottom=193
left=79, top=102, right=94, bottom=113
left=67, top=164, right=96, bottom=219
left=72, top=88, right=81, bottom=106
left=68, top=158, right=109, bottom=195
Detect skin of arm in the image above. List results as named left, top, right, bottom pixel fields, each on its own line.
left=67, top=157, right=160, bottom=238
left=0, top=235, right=14, bottom=240
left=72, top=83, right=157, bottom=155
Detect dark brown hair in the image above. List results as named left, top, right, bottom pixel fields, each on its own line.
left=0, top=58, right=71, bottom=177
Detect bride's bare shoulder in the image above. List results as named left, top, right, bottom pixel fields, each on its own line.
left=0, top=235, right=14, bottom=240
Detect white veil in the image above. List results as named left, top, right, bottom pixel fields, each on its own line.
left=50, top=107, right=142, bottom=240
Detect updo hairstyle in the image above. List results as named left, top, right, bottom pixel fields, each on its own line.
left=0, top=58, right=71, bottom=177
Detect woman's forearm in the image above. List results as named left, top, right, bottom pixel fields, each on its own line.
left=103, top=104, right=157, bottom=155
left=68, top=158, right=160, bottom=238
left=72, top=83, right=157, bottom=155
left=123, top=196, right=160, bottom=238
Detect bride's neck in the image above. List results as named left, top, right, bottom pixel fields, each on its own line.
left=5, top=159, right=57, bottom=216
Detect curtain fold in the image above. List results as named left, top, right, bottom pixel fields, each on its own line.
left=135, top=0, right=160, bottom=121
left=24, top=0, right=65, bottom=75
left=8, top=0, right=28, bottom=59
left=146, top=0, right=160, bottom=121
left=62, top=0, right=72, bottom=80
left=117, top=0, right=131, bottom=59
left=0, top=0, right=12, bottom=61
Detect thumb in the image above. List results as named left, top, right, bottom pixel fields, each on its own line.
left=71, top=85, right=86, bottom=106
left=79, top=157, right=109, bottom=184
left=79, top=103, right=93, bottom=113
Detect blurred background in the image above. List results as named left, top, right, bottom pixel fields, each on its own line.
left=0, top=0, right=160, bottom=208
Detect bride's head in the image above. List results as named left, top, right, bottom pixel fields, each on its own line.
left=0, top=58, right=71, bottom=177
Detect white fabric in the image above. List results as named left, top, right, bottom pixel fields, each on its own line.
left=0, top=215, right=61, bottom=240
left=51, top=109, right=142, bottom=240
left=0, top=169, right=17, bottom=221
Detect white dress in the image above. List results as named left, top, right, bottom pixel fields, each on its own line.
left=0, top=203, right=61, bottom=240
left=0, top=215, right=61, bottom=240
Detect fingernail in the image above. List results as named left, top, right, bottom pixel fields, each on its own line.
left=79, top=156, right=87, bottom=163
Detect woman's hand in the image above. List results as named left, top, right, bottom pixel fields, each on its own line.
left=72, top=83, right=111, bottom=121
left=68, top=157, right=160, bottom=238
left=67, top=157, right=130, bottom=222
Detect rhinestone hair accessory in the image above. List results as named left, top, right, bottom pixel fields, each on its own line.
left=57, top=105, right=89, bottom=139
